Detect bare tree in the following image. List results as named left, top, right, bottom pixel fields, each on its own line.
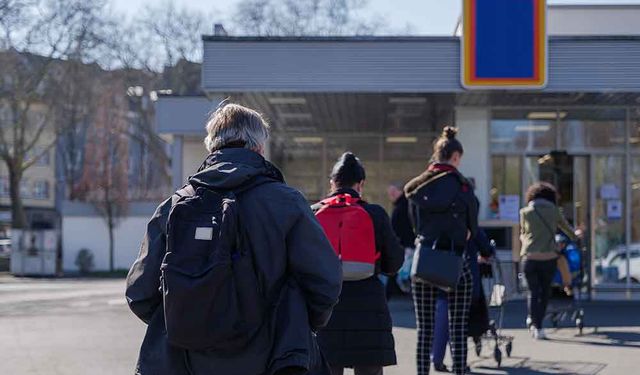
left=114, top=0, right=209, bottom=73
left=0, top=0, right=109, bottom=228
left=74, top=77, right=129, bottom=272
left=232, top=0, right=384, bottom=36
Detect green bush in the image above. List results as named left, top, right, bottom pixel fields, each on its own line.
left=75, top=248, right=94, bottom=274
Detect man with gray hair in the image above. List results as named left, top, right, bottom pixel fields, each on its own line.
left=126, top=103, right=342, bottom=375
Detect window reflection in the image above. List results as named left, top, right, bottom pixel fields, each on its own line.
left=491, top=110, right=556, bottom=152
left=560, top=109, right=626, bottom=150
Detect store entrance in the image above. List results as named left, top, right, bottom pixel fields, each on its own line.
left=525, top=152, right=589, bottom=229
left=525, top=152, right=591, bottom=287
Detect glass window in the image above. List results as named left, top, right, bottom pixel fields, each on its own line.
left=20, top=179, right=30, bottom=198
left=0, top=177, right=8, bottom=197
left=560, top=109, right=626, bottom=150
left=32, top=180, right=49, bottom=200
left=271, top=136, right=325, bottom=202
left=491, top=110, right=556, bottom=153
left=631, top=157, right=640, bottom=247
left=490, top=156, right=521, bottom=219
left=383, top=135, right=433, bottom=211
left=632, top=108, right=640, bottom=150
left=326, top=136, right=383, bottom=205
left=593, top=156, right=626, bottom=285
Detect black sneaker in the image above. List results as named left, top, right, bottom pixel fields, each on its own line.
left=434, top=363, right=450, bottom=372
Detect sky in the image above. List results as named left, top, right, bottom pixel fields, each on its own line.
left=111, top=0, right=640, bottom=35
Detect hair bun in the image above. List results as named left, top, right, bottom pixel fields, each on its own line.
left=342, top=152, right=358, bottom=164
left=442, top=126, right=458, bottom=140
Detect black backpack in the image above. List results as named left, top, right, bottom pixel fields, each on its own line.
left=160, top=184, right=264, bottom=351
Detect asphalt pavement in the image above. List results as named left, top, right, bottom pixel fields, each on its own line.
left=0, top=276, right=638, bottom=375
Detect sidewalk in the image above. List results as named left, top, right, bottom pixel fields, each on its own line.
left=385, top=297, right=640, bottom=375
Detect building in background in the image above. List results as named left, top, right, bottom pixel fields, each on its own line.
left=156, top=4, right=640, bottom=299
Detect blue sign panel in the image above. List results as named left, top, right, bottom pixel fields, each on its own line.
left=462, top=0, right=547, bottom=89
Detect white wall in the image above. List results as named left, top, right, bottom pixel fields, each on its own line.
left=182, top=138, right=208, bottom=184
left=549, top=6, right=640, bottom=36
left=455, top=107, right=490, bottom=220
left=62, top=216, right=151, bottom=272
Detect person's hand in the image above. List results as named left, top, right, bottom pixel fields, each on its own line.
left=478, top=256, right=491, bottom=264
left=575, top=229, right=584, bottom=239
left=467, top=230, right=471, bottom=240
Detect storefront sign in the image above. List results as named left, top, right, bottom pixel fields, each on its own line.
left=498, top=195, right=520, bottom=222
left=462, top=0, right=547, bottom=89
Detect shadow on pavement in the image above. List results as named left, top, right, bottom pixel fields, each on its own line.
left=547, top=330, right=640, bottom=349
left=389, top=296, right=640, bottom=330
left=471, top=357, right=606, bottom=375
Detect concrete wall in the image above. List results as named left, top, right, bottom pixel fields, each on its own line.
left=61, top=201, right=157, bottom=272
left=181, top=138, right=208, bottom=184
left=455, top=107, right=490, bottom=220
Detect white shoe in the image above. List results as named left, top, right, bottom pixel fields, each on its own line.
left=533, top=328, right=547, bottom=340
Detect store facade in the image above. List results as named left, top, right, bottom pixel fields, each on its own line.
left=157, top=7, right=640, bottom=299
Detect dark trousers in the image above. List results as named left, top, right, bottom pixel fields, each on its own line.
left=412, top=264, right=472, bottom=375
left=330, top=366, right=382, bottom=375
left=524, top=258, right=557, bottom=329
left=431, top=296, right=449, bottom=366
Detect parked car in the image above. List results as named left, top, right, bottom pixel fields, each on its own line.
left=600, top=244, right=640, bottom=283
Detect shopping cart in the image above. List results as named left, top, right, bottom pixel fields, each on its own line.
left=545, top=235, right=587, bottom=335
left=473, top=256, right=514, bottom=368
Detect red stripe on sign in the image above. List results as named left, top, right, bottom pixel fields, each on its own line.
left=533, top=0, right=540, bottom=81
left=470, top=0, right=477, bottom=80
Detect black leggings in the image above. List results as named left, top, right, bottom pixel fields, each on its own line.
left=524, top=258, right=557, bottom=329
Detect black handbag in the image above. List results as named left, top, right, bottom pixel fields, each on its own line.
left=410, top=173, right=465, bottom=291
left=411, top=237, right=463, bottom=291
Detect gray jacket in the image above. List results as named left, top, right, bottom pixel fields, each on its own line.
left=520, top=199, right=577, bottom=257
left=125, top=148, right=342, bottom=375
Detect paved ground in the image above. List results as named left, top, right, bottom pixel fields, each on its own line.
left=0, top=276, right=639, bottom=375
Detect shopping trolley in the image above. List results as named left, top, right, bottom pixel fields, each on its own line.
left=545, top=235, right=587, bottom=335
left=473, top=256, right=515, bottom=367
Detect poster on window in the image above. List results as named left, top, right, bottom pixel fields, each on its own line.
left=600, top=184, right=621, bottom=200
left=499, top=195, right=520, bottom=222
left=606, top=200, right=622, bottom=219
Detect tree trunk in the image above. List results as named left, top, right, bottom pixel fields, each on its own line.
left=107, top=211, right=114, bottom=272
left=8, top=165, right=28, bottom=229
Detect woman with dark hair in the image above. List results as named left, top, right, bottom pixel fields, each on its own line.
left=314, top=152, right=403, bottom=375
left=520, top=182, right=579, bottom=340
left=404, top=127, right=478, bottom=375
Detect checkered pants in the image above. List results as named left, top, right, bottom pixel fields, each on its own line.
left=412, top=262, right=472, bottom=375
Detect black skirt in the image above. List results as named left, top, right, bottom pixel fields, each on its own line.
left=317, top=276, right=397, bottom=367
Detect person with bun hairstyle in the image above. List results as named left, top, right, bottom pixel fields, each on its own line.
left=313, top=152, right=404, bottom=375
left=404, top=127, right=478, bottom=375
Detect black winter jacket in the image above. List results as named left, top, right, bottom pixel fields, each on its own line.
left=404, top=164, right=478, bottom=252
left=313, top=189, right=404, bottom=367
left=125, top=148, right=342, bottom=375
left=391, top=195, right=416, bottom=248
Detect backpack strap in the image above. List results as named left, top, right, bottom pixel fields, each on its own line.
left=321, top=193, right=360, bottom=207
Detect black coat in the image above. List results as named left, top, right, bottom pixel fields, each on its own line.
left=313, top=189, right=404, bottom=367
left=126, top=148, right=342, bottom=375
left=391, top=195, right=416, bottom=249
left=404, top=164, right=479, bottom=252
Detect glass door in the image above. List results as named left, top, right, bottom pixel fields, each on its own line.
left=592, top=156, right=627, bottom=286
left=524, top=153, right=591, bottom=292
